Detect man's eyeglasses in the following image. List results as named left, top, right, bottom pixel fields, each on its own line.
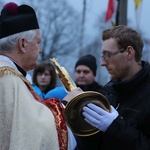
left=101, top=48, right=126, bottom=61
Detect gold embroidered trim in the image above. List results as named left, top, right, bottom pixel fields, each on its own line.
left=0, top=66, right=32, bottom=90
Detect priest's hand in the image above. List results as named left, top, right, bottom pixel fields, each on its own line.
left=63, top=87, right=83, bottom=103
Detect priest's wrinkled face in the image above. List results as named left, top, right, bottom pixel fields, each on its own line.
left=21, top=29, right=42, bottom=71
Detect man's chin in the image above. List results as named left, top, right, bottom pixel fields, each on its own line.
left=77, top=82, right=87, bottom=85
left=109, top=74, right=113, bottom=80
left=110, top=75, right=118, bottom=80
left=29, top=63, right=38, bottom=71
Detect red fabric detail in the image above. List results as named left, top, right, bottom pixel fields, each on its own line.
left=44, top=98, right=68, bottom=150
left=105, top=0, right=114, bottom=22
left=30, top=90, right=68, bottom=150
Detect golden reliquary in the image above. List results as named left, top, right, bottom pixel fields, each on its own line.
left=50, top=58, right=111, bottom=136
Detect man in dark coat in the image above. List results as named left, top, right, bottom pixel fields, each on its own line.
left=65, top=25, right=150, bottom=150
left=74, top=54, right=103, bottom=93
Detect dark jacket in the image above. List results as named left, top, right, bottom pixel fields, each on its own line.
left=75, top=81, right=103, bottom=93
left=75, top=61, right=150, bottom=150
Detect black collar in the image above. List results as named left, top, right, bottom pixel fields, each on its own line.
left=13, top=62, right=26, bottom=77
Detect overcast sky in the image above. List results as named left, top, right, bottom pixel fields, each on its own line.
left=66, top=0, right=150, bottom=39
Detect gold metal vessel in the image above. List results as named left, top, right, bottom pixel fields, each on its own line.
left=50, top=58, right=111, bottom=136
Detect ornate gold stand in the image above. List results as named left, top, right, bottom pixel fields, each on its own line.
left=50, top=58, right=111, bottom=136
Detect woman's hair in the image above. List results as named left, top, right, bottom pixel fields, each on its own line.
left=0, top=29, right=36, bottom=52
left=32, top=61, right=57, bottom=91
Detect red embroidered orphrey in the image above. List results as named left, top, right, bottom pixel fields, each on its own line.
left=30, top=90, right=68, bottom=150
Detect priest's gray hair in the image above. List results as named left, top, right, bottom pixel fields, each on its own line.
left=0, top=29, right=36, bottom=52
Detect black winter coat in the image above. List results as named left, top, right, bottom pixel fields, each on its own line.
left=75, top=61, right=150, bottom=150
left=75, top=81, right=103, bottom=93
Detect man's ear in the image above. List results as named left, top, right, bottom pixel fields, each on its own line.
left=126, top=46, right=135, bottom=59
left=18, top=38, right=26, bottom=53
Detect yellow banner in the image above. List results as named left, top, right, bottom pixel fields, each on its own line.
left=134, top=0, right=142, bottom=9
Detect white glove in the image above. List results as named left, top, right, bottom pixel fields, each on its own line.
left=82, top=103, right=119, bottom=132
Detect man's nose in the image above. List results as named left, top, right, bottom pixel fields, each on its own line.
left=79, top=72, right=84, bottom=76
left=41, top=74, right=46, bottom=77
left=100, top=59, right=107, bottom=66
